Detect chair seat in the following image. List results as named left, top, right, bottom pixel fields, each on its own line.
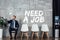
left=21, top=24, right=29, bottom=32
left=31, top=24, right=39, bottom=32
left=41, top=24, right=49, bottom=32
left=11, top=31, right=15, bottom=33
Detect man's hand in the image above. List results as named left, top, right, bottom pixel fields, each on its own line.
left=15, top=27, right=18, bottom=29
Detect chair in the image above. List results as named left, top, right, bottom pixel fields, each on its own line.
left=21, top=24, right=29, bottom=40
left=41, top=24, right=49, bottom=38
left=31, top=24, right=39, bottom=39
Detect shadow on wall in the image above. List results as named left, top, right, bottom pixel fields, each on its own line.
left=17, top=19, right=22, bottom=37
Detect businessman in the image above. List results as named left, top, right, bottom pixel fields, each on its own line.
left=8, top=15, right=19, bottom=39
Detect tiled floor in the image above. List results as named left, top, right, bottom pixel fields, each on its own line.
left=1, top=37, right=60, bottom=40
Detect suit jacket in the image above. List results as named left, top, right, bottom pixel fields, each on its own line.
left=8, top=20, right=19, bottom=29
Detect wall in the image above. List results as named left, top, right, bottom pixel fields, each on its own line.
left=0, top=0, right=52, bottom=37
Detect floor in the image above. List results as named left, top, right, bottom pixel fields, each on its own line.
left=1, top=37, right=60, bottom=40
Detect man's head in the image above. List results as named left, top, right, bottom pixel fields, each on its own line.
left=12, top=15, right=16, bottom=20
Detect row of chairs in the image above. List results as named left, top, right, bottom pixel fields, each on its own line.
left=20, top=24, right=49, bottom=40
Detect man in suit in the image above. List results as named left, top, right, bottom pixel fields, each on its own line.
left=8, top=15, right=19, bottom=39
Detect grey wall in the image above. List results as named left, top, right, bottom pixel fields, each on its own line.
left=0, top=0, right=52, bottom=37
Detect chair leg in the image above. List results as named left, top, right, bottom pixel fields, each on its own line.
left=32, top=32, right=34, bottom=39
left=45, top=32, right=49, bottom=39
left=25, top=32, right=29, bottom=40
left=35, top=33, right=39, bottom=40
left=41, top=32, right=44, bottom=38
left=31, top=32, right=34, bottom=40
left=21, top=32, right=23, bottom=40
left=27, top=33, right=29, bottom=40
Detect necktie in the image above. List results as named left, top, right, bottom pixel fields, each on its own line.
left=13, top=20, right=15, bottom=28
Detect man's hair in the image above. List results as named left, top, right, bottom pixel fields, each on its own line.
left=13, top=15, right=16, bottom=18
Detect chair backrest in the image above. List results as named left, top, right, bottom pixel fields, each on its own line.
left=42, top=24, right=48, bottom=27
left=32, top=24, right=38, bottom=28
left=22, top=24, right=28, bottom=27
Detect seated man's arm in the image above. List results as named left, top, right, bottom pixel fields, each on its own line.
left=7, top=20, right=11, bottom=23
left=16, top=20, right=19, bottom=28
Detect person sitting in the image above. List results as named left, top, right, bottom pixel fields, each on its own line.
left=8, top=15, right=19, bottom=39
